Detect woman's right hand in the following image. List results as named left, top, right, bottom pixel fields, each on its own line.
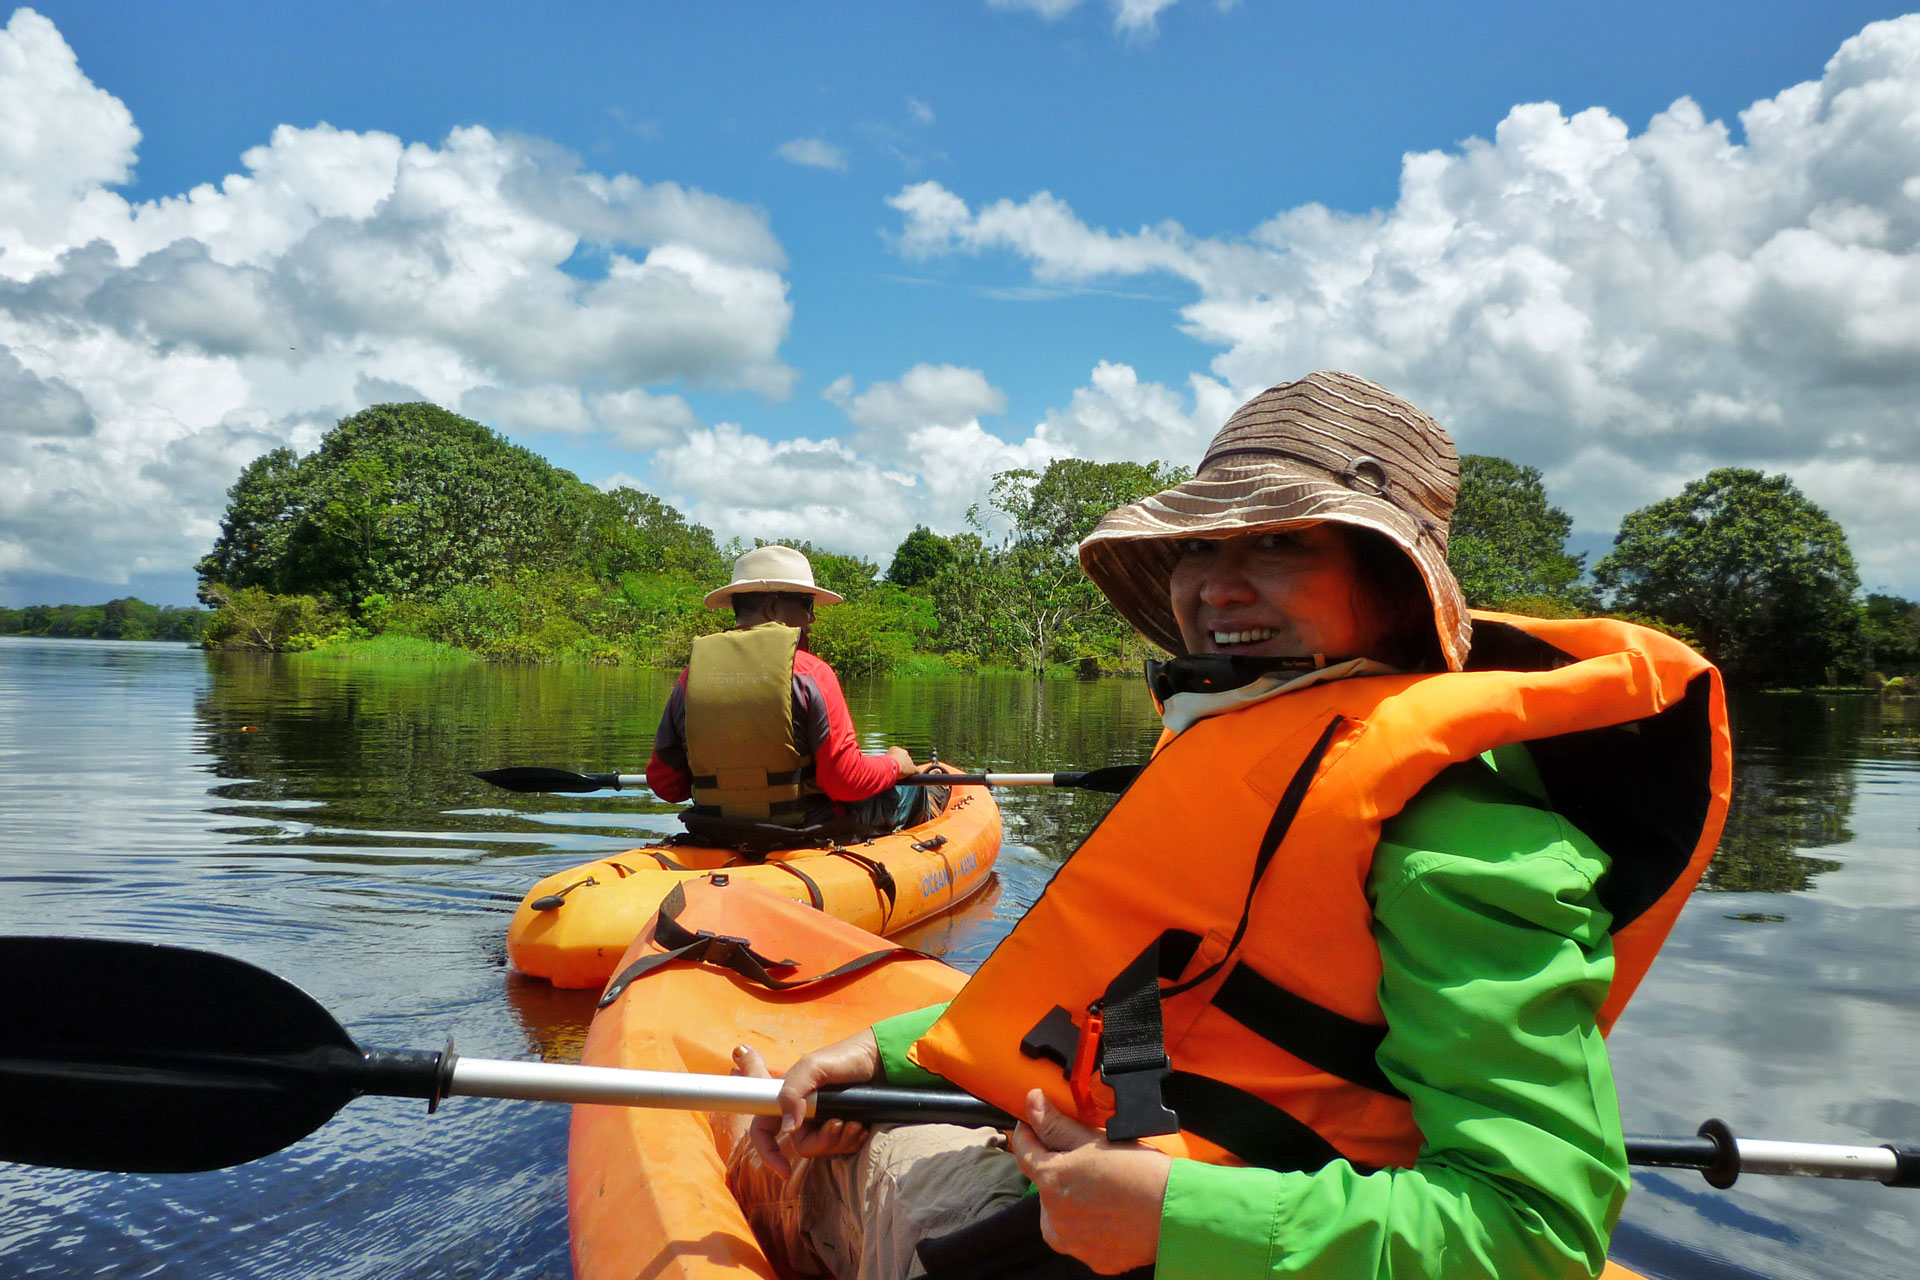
left=738, top=1029, right=882, bottom=1177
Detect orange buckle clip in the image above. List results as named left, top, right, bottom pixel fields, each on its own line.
left=1067, top=1006, right=1104, bottom=1118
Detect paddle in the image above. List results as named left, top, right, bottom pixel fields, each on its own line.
left=0, top=935, right=1010, bottom=1174
left=895, top=766, right=1140, bottom=795
left=473, top=766, right=647, bottom=793
left=474, top=765, right=1143, bottom=797
left=4, top=937, right=1915, bottom=1189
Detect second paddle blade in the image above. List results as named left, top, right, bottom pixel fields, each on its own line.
left=0, top=937, right=365, bottom=1173
left=473, top=766, right=621, bottom=794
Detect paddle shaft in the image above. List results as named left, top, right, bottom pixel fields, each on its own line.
left=441, top=1057, right=1919, bottom=1186
left=478, top=764, right=1140, bottom=796
left=449, top=1057, right=1015, bottom=1127
left=899, top=772, right=1069, bottom=786
left=897, top=764, right=1138, bottom=794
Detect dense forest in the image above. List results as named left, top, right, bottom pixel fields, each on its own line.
left=166, top=401, right=1920, bottom=688
left=0, top=598, right=209, bottom=642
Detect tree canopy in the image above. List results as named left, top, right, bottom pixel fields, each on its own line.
left=1594, top=468, right=1861, bottom=685
left=197, top=403, right=610, bottom=604
left=178, top=398, right=1891, bottom=686
left=885, top=525, right=955, bottom=587
left=1447, top=455, right=1587, bottom=608
left=1863, top=593, right=1920, bottom=676
left=933, top=458, right=1189, bottom=672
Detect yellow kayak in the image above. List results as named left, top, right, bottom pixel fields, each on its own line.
left=509, top=782, right=1001, bottom=987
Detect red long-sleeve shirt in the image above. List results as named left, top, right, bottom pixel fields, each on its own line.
left=645, top=647, right=899, bottom=810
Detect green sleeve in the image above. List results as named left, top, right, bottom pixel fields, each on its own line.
left=871, top=1001, right=952, bottom=1087
left=1157, top=756, right=1629, bottom=1280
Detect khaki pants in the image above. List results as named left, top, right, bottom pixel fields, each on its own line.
left=728, top=1124, right=1029, bottom=1280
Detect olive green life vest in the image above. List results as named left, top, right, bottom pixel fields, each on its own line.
left=685, top=623, right=823, bottom=824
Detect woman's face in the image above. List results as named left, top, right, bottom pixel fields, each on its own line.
left=1168, top=525, right=1386, bottom=661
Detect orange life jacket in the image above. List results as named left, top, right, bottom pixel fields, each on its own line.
left=911, top=613, right=1732, bottom=1173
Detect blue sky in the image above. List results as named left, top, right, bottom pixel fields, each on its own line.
left=4, top=0, right=1918, bottom=607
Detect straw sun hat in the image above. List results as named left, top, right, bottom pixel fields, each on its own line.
left=1078, top=371, right=1472, bottom=671
left=703, top=545, right=845, bottom=610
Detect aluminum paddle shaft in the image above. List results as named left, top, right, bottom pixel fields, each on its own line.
left=448, top=1057, right=1013, bottom=1127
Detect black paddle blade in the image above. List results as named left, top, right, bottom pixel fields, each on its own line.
left=1060, top=764, right=1141, bottom=794
left=0, top=937, right=373, bottom=1173
left=473, top=766, right=620, bottom=794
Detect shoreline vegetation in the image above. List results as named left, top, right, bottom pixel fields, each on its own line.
left=8, top=402, right=1917, bottom=688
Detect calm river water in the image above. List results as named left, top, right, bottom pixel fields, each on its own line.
left=0, top=636, right=1915, bottom=1279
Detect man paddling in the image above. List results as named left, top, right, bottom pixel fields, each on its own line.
left=646, top=544, right=931, bottom=837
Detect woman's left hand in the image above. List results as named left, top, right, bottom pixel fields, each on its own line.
left=1008, top=1088, right=1172, bottom=1274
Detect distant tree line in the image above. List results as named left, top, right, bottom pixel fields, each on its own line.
left=186, top=400, right=1912, bottom=686
left=0, top=598, right=209, bottom=643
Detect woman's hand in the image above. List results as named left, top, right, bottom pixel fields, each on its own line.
left=737, top=1030, right=882, bottom=1177
left=1009, top=1089, right=1172, bottom=1275
left=887, top=745, right=919, bottom=777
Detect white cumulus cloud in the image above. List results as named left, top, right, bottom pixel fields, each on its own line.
left=824, top=363, right=1008, bottom=431
left=0, top=8, right=794, bottom=594
left=651, top=404, right=1060, bottom=563
left=776, top=137, right=849, bottom=172
left=890, top=14, right=1920, bottom=593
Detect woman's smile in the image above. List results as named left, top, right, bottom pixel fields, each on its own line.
left=1169, top=525, right=1384, bottom=661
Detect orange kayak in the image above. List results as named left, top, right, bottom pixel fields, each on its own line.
left=509, top=783, right=1000, bottom=987
left=568, top=877, right=1653, bottom=1280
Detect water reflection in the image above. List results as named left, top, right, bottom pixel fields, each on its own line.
left=2, top=639, right=1917, bottom=1280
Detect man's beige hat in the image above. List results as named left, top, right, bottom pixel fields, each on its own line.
left=703, top=544, right=845, bottom=609
left=1078, top=370, right=1472, bottom=670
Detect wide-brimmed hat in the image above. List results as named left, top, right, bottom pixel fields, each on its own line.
left=1078, top=371, right=1472, bottom=671
left=703, top=545, right=844, bottom=609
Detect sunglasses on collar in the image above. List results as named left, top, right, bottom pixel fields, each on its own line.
left=1145, top=652, right=1328, bottom=701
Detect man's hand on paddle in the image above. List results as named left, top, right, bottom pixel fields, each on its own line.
left=734, top=1032, right=880, bottom=1177
left=1011, top=1088, right=1171, bottom=1274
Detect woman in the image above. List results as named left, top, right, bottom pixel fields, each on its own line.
left=736, top=371, right=1731, bottom=1280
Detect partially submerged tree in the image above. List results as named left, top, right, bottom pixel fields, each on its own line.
left=1594, top=468, right=1861, bottom=686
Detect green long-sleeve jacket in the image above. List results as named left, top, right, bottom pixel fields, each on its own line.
left=872, top=744, right=1630, bottom=1279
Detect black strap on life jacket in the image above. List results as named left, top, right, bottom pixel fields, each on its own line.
left=1036, top=717, right=1345, bottom=1141
left=596, top=881, right=920, bottom=1008
left=1091, top=941, right=1178, bottom=1141
left=1208, top=963, right=1405, bottom=1100
left=689, top=763, right=817, bottom=790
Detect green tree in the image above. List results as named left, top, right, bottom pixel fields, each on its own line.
left=941, top=458, right=1189, bottom=672
left=1448, top=456, right=1587, bottom=608
left=196, top=447, right=303, bottom=600
left=886, top=525, right=956, bottom=587
left=201, top=584, right=339, bottom=651
left=1594, top=468, right=1862, bottom=686
left=198, top=403, right=602, bottom=604
left=594, top=488, right=726, bottom=581
left=1862, top=593, right=1920, bottom=676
